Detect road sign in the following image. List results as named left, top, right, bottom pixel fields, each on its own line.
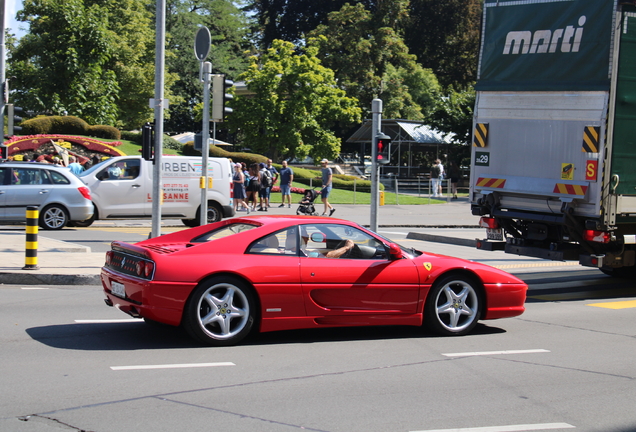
left=194, top=27, right=211, bottom=61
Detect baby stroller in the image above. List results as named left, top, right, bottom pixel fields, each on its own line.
left=296, top=189, right=320, bottom=216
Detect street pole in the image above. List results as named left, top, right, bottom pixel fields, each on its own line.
left=370, top=99, right=382, bottom=232
left=151, top=0, right=166, bottom=239
left=199, top=62, right=211, bottom=226
left=1, top=0, right=6, bottom=142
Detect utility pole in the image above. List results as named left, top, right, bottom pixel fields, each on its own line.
left=194, top=26, right=212, bottom=227
left=1, top=0, right=7, bottom=142
left=370, top=99, right=382, bottom=232
left=150, top=0, right=166, bottom=239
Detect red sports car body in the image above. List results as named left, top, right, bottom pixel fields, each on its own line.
left=101, top=215, right=526, bottom=346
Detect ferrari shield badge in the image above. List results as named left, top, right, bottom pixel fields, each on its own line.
left=423, top=262, right=432, bottom=271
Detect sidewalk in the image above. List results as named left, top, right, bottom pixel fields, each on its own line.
left=0, top=199, right=481, bottom=285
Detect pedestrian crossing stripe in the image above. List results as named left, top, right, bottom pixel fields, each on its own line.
left=553, top=183, right=588, bottom=196
left=582, top=126, right=600, bottom=153
left=473, top=123, right=489, bottom=147
left=475, top=177, right=506, bottom=188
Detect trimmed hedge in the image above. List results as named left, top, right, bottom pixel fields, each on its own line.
left=20, top=115, right=90, bottom=135
left=19, top=115, right=121, bottom=140
left=88, top=125, right=121, bottom=140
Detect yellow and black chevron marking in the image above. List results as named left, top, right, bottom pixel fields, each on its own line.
left=582, top=126, right=600, bottom=153
left=24, top=206, right=39, bottom=270
left=473, top=123, right=489, bottom=148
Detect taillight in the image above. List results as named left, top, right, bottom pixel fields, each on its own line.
left=135, top=260, right=155, bottom=278
left=105, top=251, right=113, bottom=266
left=144, top=261, right=155, bottom=278
left=584, top=230, right=610, bottom=243
left=78, top=186, right=91, bottom=200
left=479, top=217, right=499, bottom=229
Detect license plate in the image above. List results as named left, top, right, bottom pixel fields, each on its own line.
left=486, top=228, right=503, bottom=241
left=111, top=281, right=126, bottom=298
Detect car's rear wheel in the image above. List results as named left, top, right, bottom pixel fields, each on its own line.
left=183, top=276, right=256, bottom=346
left=424, top=274, right=482, bottom=336
left=70, top=204, right=96, bottom=227
left=39, top=204, right=69, bottom=230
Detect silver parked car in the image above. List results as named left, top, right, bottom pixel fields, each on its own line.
left=0, top=161, right=94, bottom=229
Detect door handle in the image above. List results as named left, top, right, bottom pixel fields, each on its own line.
left=39, top=189, right=50, bottom=194
left=131, top=184, right=141, bottom=188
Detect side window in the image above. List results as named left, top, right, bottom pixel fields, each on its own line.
left=301, top=224, right=387, bottom=259
left=98, top=160, right=128, bottom=180
left=49, top=171, right=71, bottom=185
left=14, top=168, right=43, bottom=185
left=0, top=167, right=9, bottom=185
left=122, top=159, right=141, bottom=179
left=248, top=227, right=299, bottom=256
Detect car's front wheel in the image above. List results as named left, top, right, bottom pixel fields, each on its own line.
left=424, top=274, right=482, bottom=336
left=183, top=276, right=256, bottom=346
left=39, top=204, right=69, bottom=230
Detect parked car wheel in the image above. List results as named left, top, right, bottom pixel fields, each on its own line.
left=69, top=204, right=96, bottom=227
left=425, top=274, right=482, bottom=336
left=183, top=276, right=256, bottom=346
left=39, top=204, right=69, bottom=230
left=182, top=218, right=199, bottom=227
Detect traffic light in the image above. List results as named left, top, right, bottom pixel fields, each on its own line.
left=7, top=104, right=24, bottom=135
left=375, top=132, right=391, bottom=165
left=212, top=74, right=234, bottom=122
left=0, top=144, right=7, bottom=160
left=141, top=122, right=154, bottom=161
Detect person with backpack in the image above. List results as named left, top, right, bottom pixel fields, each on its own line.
left=258, top=162, right=273, bottom=211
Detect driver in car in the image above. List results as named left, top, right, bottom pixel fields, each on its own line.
left=301, top=231, right=355, bottom=258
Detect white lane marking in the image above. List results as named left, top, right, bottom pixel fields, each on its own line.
left=21, top=287, right=49, bottom=290
left=410, top=422, right=575, bottom=432
left=442, top=349, right=550, bottom=358
left=75, top=319, right=142, bottom=323
left=111, top=362, right=235, bottom=371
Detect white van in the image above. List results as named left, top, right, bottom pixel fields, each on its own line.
left=75, top=155, right=234, bottom=227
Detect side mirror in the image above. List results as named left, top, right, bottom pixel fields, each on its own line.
left=388, top=243, right=403, bottom=260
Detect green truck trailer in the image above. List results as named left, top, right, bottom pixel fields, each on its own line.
left=470, top=0, right=636, bottom=276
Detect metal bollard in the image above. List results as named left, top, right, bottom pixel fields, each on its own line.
left=23, top=206, right=39, bottom=270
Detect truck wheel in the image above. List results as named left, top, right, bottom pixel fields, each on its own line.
left=207, top=202, right=222, bottom=223
left=182, top=276, right=256, bottom=346
left=39, top=204, right=69, bottom=230
left=424, top=274, right=482, bottom=336
left=599, top=266, right=636, bottom=278
left=182, top=218, right=199, bottom=227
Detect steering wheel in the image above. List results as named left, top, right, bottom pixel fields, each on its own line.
left=334, top=240, right=356, bottom=258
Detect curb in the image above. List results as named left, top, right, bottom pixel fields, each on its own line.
left=406, top=232, right=477, bottom=248
left=0, top=273, right=101, bottom=286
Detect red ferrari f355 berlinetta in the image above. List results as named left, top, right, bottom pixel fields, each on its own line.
left=101, top=215, right=526, bottom=346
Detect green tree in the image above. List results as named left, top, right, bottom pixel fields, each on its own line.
left=8, top=0, right=170, bottom=128
left=308, top=2, right=440, bottom=120
left=227, top=39, right=361, bottom=160
left=164, top=0, right=253, bottom=133
left=404, top=0, right=482, bottom=90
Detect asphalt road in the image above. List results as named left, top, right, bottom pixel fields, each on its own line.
left=1, top=275, right=635, bottom=432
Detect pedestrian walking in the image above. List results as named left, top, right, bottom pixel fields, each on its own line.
left=246, top=163, right=260, bottom=211
left=258, top=162, right=273, bottom=210
left=266, top=159, right=278, bottom=207
left=277, top=160, right=294, bottom=208
left=232, top=163, right=250, bottom=213
left=430, top=159, right=444, bottom=198
left=320, top=159, right=335, bottom=216
left=448, top=161, right=461, bottom=199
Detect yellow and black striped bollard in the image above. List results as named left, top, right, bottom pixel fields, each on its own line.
left=23, top=206, right=39, bottom=270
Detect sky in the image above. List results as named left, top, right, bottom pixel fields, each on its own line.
left=6, top=0, right=26, bottom=39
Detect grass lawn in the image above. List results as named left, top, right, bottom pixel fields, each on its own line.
left=269, top=182, right=464, bottom=205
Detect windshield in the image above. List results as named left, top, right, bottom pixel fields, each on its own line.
left=79, top=159, right=110, bottom=177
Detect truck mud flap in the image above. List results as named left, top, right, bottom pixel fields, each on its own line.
left=505, top=244, right=579, bottom=261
